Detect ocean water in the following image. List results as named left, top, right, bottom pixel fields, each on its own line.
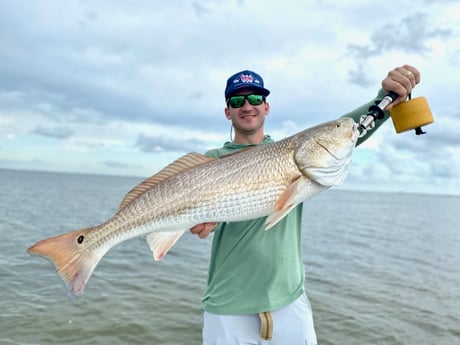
left=0, top=168, right=459, bottom=345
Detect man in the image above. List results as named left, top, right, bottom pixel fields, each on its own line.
left=191, top=66, right=421, bottom=344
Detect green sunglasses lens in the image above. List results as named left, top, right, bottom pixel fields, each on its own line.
left=247, top=94, right=264, bottom=106
left=229, top=96, right=245, bottom=108
left=228, top=94, right=264, bottom=108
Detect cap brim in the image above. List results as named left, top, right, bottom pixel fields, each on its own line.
left=225, top=85, right=270, bottom=98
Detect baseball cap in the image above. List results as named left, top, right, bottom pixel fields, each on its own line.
left=224, top=70, right=270, bottom=98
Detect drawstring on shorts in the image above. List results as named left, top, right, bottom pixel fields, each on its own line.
left=258, top=311, right=273, bottom=340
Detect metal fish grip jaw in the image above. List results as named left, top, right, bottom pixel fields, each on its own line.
left=357, top=91, right=434, bottom=137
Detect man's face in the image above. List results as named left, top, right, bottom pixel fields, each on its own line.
left=225, top=89, right=270, bottom=138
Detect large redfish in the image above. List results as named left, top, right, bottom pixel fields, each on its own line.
left=28, top=117, right=359, bottom=299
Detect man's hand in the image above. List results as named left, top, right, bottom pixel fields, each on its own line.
left=190, top=222, right=217, bottom=239
left=382, top=64, right=421, bottom=109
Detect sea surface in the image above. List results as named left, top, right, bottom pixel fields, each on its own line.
left=0, top=168, right=459, bottom=345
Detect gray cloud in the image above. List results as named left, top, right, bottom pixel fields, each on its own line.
left=346, top=62, right=375, bottom=88
left=103, top=160, right=142, bottom=170
left=32, top=126, right=74, bottom=139
left=359, top=112, right=460, bottom=187
left=192, top=1, right=212, bottom=17
left=347, top=12, right=452, bottom=60
left=136, top=133, right=208, bottom=153
left=346, top=12, right=453, bottom=88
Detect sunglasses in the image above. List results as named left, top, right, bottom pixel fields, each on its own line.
left=227, top=94, right=265, bottom=108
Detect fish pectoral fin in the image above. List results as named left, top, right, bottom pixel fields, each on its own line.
left=265, top=205, right=298, bottom=230
left=264, top=177, right=302, bottom=230
left=146, top=230, right=185, bottom=261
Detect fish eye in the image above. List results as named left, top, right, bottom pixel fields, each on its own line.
left=77, top=235, right=85, bottom=244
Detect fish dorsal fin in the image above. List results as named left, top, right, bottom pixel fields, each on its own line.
left=118, top=152, right=215, bottom=210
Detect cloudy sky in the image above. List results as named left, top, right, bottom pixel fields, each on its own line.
left=1, top=0, right=459, bottom=195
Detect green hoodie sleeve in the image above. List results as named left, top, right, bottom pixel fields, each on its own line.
left=342, top=88, right=390, bottom=146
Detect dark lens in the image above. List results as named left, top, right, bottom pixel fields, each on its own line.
left=228, top=94, right=264, bottom=108
left=229, top=96, right=245, bottom=108
left=247, top=94, right=264, bottom=106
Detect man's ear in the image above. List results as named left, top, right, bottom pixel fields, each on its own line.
left=224, top=107, right=231, bottom=119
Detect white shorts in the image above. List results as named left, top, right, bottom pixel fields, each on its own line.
left=202, top=293, right=317, bottom=345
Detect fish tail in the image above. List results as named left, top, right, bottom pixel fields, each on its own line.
left=27, top=226, right=103, bottom=300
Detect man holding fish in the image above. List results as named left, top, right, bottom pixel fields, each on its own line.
left=190, top=65, right=420, bottom=345
left=27, top=59, right=420, bottom=345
